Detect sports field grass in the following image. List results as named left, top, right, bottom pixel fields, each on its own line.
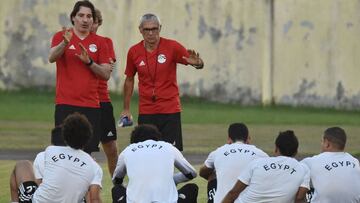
left=0, top=89, right=359, bottom=202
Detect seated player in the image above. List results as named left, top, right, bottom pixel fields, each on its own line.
left=9, top=113, right=103, bottom=203
left=112, top=124, right=198, bottom=203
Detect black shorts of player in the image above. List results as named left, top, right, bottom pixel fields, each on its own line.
left=207, top=178, right=217, bottom=203
left=138, top=112, right=183, bottom=151
left=18, top=181, right=38, bottom=203
left=53, top=104, right=101, bottom=154
left=100, top=102, right=117, bottom=143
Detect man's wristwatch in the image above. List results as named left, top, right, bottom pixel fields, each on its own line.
left=193, top=63, right=204, bottom=69
left=86, top=58, right=93, bottom=66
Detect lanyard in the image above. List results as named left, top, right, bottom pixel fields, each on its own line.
left=144, top=39, right=160, bottom=102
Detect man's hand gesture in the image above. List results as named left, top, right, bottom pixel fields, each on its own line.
left=62, top=27, right=72, bottom=45
left=76, top=43, right=91, bottom=64
left=183, top=49, right=204, bottom=69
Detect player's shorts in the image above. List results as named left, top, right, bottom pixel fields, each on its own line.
left=99, top=102, right=117, bottom=143
left=53, top=104, right=101, bottom=153
left=18, top=181, right=38, bottom=203
left=112, top=184, right=126, bottom=203
left=138, top=112, right=183, bottom=151
left=178, top=183, right=199, bottom=203
left=207, top=178, right=217, bottom=203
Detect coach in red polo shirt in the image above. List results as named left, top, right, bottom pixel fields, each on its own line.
left=120, top=13, right=204, bottom=151
left=48, top=1, right=111, bottom=154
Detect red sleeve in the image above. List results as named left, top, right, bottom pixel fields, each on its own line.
left=97, top=37, right=110, bottom=64
left=105, top=37, right=116, bottom=62
left=51, top=31, right=64, bottom=48
left=124, top=48, right=136, bottom=76
left=173, top=40, right=189, bottom=65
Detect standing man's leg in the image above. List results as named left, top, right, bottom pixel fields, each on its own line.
left=159, top=113, right=183, bottom=151
left=10, top=160, right=38, bottom=203
left=102, top=141, right=118, bottom=175
left=82, top=107, right=101, bottom=154
left=100, top=101, right=118, bottom=176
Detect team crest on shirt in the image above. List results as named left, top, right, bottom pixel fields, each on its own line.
left=157, top=54, right=166, bottom=64
left=89, top=44, right=97, bottom=53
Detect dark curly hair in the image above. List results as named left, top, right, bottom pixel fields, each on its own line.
left=62, top=112, right=92, bottom=149
left=130, top=124, right=161, bottom=144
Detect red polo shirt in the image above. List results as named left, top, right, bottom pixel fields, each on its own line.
left=98, top=37, right=116, bottom=102
left=125, top=37, right=189, bottom=114
left=51, top=30, right=109, bottom=108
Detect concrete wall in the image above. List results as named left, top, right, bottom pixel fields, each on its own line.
left=273, top=0, right=360, bottom=109
left=0, top=0, right=359, bottom=109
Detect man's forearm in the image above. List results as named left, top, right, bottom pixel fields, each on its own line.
left=222, top=181, right=247, bottom=203
left=222, top=190, right=239, bottom=203
left=88, top=63, right=111, bottom=80
left=199, top=165, right=213, bottom=180
left=123, top=78, right=134, bottom=110
left=90, top=199, right=102, bottom=203
left=89, top=185, right=102, bottom=203
left=49, top=41, right=67, bottom=63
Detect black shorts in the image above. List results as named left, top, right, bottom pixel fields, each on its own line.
left=178, top=183, right=199, bottom=203
left=100, top=102, right=117, bottom=143
left=207, top=178, right=217, bottom=203
left=53, top=104, right=101, bottom=153
left=18, top=181, right=38, bottom=203
left=138, top=112, right=183, bottom=151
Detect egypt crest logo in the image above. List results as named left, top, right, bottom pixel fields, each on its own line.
left=157, top=54, right=166, bottom=64
left=89, top=44, right=97, bottom=53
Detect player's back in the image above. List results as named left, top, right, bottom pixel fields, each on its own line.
left=32, top=146, right=102, bottom=203
left=122, top=140, right=180, bottom=203
left=302, top=152, right=360, bottom=203
left=237, top=156, right=309, bottom=203
left=210, top=142, right=268, bottom=203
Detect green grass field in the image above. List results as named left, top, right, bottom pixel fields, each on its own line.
left=0, top=89, right=359, bottom=202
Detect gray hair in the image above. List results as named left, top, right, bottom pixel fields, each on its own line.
left=139, top=13, right=161, bottom=27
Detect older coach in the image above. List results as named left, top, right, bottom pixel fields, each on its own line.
left=120, top=13, right=204, bottom=151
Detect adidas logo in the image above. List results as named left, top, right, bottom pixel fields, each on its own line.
left=68, top=44, right=75, bottom=50
left=107, top=131, right=114, bottom=137
left=139, top=60, right=145, bottom=66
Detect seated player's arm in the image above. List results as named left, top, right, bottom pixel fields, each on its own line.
left=221, top=180, right=248, bottom=203
left=296, top=162, right=311, bottom=203
left=173, top=148, right=197, bottom=184
left=35, top=178, right=42, bottom=186
left=199, top=165, right=214, bottom=180
left=295, top=187, right=309, bottom=203
left=88, top=184, right=102, bottom=203
left=33, top=151, right=45, bottom=186
left=112, top=154, right=126, bottom=185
